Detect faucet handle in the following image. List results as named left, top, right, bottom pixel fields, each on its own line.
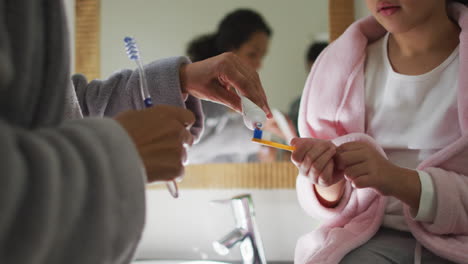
left=209, top=194, right=252, bottom=206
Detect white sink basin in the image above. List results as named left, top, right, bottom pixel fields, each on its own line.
left=133, top=261, right=231, bottom=264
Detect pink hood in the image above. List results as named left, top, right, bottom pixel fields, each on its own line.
left=295, top=3, right=468, bottom=264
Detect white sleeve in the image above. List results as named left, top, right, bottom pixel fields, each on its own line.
left=411, top=170, right=437, bottom=222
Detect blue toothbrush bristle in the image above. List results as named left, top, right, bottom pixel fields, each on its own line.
left=143, top=98, right=153, bottom=107
left=124, top=36, right=140, bottom=60
left=253, top=128, right=263, bottom=139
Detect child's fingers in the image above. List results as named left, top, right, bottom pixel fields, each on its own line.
left=289, top=137, right=300, bottom=146
left=299, top=155, right=313, bottom=177
left=317, top=160, right=334, bottom=186
left=344, top=161, right=368, bottom=180
left=350, top=175, right=371, bottom=189
left=310, top=147, right=336, bottom=176
left=336, top=141, right=365, bottom=153
left=335, top=149, right=366, bottom=170
left=298, top=141, right=333, bottom=166
left=291, top=138, right=317, bottom=163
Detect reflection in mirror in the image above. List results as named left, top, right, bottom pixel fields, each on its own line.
left=101, top=0, right=328, bottom=164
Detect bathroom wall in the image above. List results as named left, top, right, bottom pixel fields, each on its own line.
left=100, top=0, right=328, bottom=113
left=355, top=0, right=371, bottom=20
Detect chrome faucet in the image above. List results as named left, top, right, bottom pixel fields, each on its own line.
left=211, top=194, right=266, bottom=264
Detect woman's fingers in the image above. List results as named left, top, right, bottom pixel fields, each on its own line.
left=218, top=53, right=272, bottom=117
left=180, top=125, right=195, bottom=147
left=182, top=52, right=271, bottom=117
left=157, top=104, right=196, bottom=127
left=139, top=143, right=185, bottom=181
left=115, top=105, right=197, bottom=183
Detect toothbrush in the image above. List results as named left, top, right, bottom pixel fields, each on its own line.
left=252, top=109, right=297, bottom=151
left=251, top=126, right=296, bottom=152
left=238, top=93, right=296, bottom=152
left=124, top=36, right=179, bottom=198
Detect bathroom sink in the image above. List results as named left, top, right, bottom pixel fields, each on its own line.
left=132, top=261, right=231, bottom=264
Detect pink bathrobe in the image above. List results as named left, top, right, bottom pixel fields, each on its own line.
left=295, top=3, right=468, bottom=264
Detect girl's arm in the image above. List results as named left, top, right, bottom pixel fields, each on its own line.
left=387, top=167, right=421, bottom=212
left=315, top=146, right=424, bottom=212
left=314, top=179, right=347, bottom=208
left=335, top=142, right=422, bottom=208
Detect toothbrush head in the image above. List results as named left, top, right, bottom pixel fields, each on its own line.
left=253, top=128, right=263, bottom=139
left=124, top=36, right=140, bottom=60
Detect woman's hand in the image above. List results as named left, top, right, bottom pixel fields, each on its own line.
left=290, top=138, right=337, bottom=186
left=180, top=52, right=272, bottom=118
left=115, top=105, right=195, bottom=183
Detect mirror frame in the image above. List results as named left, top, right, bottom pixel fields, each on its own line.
left=75, top=0, right=101, bottom=80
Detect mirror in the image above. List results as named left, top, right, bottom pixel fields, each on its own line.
left=97, top=0, right=329, bottom=165
left=73, top=0, right=362, bottom=187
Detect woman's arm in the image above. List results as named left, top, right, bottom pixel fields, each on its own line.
left=0, top=118, right=146, bottom=264
left=72, top=57, right=204, bottom=139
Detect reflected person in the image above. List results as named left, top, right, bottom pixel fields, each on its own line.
left=186, top=8, right=274, bottom=163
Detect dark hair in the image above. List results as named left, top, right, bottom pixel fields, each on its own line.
left=452, top=0, right=468, bottom=4
left=187, top=9, right=272, bottom=62
left=306, top=42, right=328, bottom=64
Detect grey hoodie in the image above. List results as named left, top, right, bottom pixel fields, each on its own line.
left=0, top=0, right=202, bottom=264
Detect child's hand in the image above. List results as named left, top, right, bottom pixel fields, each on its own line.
left=290, top=138, right=337, bottom=186
left=335, top=141, right=401, bottom=196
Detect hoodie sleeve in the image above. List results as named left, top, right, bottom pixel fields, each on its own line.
left=72, top=56, right=203, bottom=140
left=419, top=167, right=468, bottom=235
left=0, top=117, right=146, bottom=264
left=406, top=135, right=468, bottom=236
left=402, top=135, right=468, bottom=263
